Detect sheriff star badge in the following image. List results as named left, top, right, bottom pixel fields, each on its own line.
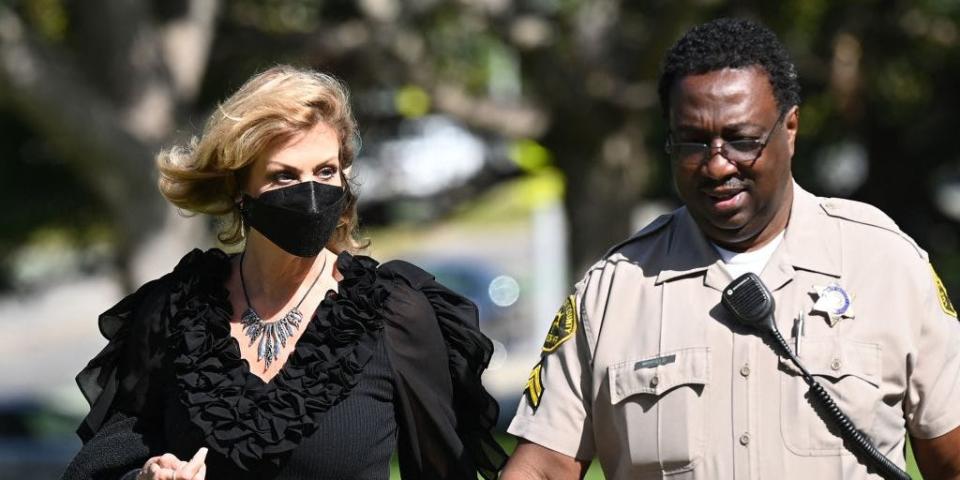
left=809, top=283, right=855, bottom=327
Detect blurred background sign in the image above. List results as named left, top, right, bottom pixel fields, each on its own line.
left=1, top=0, right=958, bottom=477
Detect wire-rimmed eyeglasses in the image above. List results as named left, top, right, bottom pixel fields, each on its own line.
left=665, top=109, right=788, bottom=168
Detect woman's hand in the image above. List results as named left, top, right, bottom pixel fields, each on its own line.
left=137, top=447, right=208, bottom=480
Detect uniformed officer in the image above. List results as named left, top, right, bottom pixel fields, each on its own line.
left=502, top=18, right=960, bottom=479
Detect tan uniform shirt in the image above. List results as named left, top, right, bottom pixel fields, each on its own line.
left=508, top=183, right=960, bottom=479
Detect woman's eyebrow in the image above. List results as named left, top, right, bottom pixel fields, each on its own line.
left=264, top=161, right=301, bottom=171
left=314, top=156, right=339, bottom=166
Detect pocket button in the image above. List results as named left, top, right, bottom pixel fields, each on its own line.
left=650, top=375, right=660, bottom=388
left=739, top=433, right=751, bottom=446
left=830, top=358, right=842, bottom=371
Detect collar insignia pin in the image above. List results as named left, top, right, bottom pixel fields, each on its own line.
left=810, top=283, right=855, bottom=327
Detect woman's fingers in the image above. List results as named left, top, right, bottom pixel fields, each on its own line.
left=139, top=456, right=171, bottom=480
left=156, top=453, right=185, bottom=470
left=148, top=462, right=173, bottom=480
left=174, top=447, right=208, bottom=480
left=139, top=456, right=158, bottom=477
left=139, top=449, right=208, bottom=480
left=140, top=451, right=197, bottom=480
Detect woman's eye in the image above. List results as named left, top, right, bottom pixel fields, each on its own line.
left=272, top=172, right=296, bottom=182
left=318, top=166, right=338, bottom=179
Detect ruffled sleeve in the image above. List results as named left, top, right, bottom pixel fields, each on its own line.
left=377, top=259, right=507, bottom=480
left=75, top=248, right=227, bottom=441
left=76, top=275, right=170, bottom=443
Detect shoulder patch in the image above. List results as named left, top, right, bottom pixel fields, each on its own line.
left=820, top=197, right=926, bottom=259
left=542, top=295, right=578, bottom=353
left=930, top=264, right=957, bottom=318
left=524, top=361, right=544, bottom=409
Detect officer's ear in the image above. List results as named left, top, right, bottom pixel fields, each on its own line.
left=784, top=106, right=799, bottom=158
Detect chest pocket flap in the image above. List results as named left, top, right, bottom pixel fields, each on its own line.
left=609, top=347, right=710, bottom=404
left=779, top=338, right=883, bottom=454
left=779, top=338, right=881, bottom=387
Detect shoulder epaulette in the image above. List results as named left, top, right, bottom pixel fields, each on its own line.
left=603, top=212, right=676, bottom=259
left=819, top=197, right=926, bottom=259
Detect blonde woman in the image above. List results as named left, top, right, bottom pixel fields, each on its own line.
left=62, top=65, right=506, bottom=480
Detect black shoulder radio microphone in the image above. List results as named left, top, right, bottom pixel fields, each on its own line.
left=721, top=273, right=911, bottom=480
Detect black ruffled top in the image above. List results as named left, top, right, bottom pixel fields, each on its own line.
left=64, top=249, right=507, bottom=480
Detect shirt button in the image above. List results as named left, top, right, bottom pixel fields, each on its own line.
left=740, top=364, right=751, bottom=377
left=650, top=375, right=660, bottom=388
left=739, top=433, right=751, bottom=446
left=831, top=358, right=842, bottom=371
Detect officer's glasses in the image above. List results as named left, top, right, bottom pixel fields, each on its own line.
left=665, top=110, right=787, bottom=168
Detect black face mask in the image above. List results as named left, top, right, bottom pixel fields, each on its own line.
left=240, top=181, right=348, bottom=257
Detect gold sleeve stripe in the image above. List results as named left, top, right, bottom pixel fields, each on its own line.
left=524, top=362, right=544, bottom=408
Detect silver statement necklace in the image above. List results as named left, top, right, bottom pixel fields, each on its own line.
left=239, top=251, right=327, bottom=369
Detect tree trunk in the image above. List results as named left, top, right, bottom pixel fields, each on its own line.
left=0, top=2, right=217, bottom=288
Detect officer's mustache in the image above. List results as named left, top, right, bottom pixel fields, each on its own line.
left=699, top=177, right=750, bottom=190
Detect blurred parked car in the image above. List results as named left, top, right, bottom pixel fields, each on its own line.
left=0, top=396, right=81, bottom=480
left=415, top=257, right=521, bottom=345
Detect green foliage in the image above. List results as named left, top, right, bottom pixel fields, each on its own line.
left=875, top=60, right=931, bottom=120
left=429, top=24, right=513, bottom=95
left=0, top=109, right=112, bottom=287
left=509, top=139, right=553, bottom=172
left=394, top=85, right=431, bottom=118
left=21, top=0, right=67, bottom=42
left=228, top=0, right=322, bottom=33
left=3, top=0, right=960, bottom=296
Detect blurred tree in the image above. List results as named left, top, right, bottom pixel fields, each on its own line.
left=0, top=0, right=218, bottom=289
left=744, top=0, right=960, bottom=287
left=279, top=0, right=694, bottom=274
left=346, top=0, right=960, bottom=280
left=1, top=0, right=959, bottom=292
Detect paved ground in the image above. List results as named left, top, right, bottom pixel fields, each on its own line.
left=0, top=276, right=120, bottom=412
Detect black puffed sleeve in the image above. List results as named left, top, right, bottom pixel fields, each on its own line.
left=74, top=273, right=172, bottom=443
left=378, top=260, right=507, bottom=480
left=64, top=249, right=222, bottom=479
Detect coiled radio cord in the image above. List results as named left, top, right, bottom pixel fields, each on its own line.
left=769, top=329, right=911, bottom=480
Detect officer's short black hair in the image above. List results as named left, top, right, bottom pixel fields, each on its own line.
left=657, top=18, right=801, bottom=118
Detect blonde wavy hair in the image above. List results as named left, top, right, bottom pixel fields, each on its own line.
left=157, top=65, right=366, bottom=252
